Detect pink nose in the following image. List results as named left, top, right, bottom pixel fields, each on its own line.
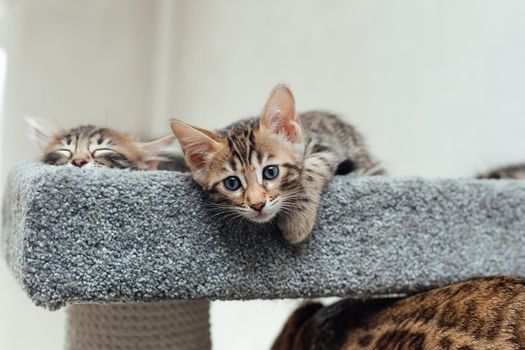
left=72, top=158, right=88, bottom=168
left=250, top=201, right=266, bottom=212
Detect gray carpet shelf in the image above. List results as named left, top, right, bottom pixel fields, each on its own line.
left=3, top=162, right=525, bottom=310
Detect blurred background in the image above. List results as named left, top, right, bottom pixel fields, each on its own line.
left=1, top=0, right=525, bottom=349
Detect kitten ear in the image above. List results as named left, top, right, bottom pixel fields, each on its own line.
left=260, top=84, right=303, bottom=143
left=137, top=135, right=180, bottom=170
left=170, top=119, right=222, bottom=169
left=138, top=135, right=175, bottom=159
left=25, top=117, right=58, bottom=150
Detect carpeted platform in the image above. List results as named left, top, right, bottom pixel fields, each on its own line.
left=2, top=162, right=525, bottom=310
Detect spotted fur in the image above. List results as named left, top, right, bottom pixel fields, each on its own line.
left=27, top=118, right=179, bottom=170
left=171, top=85, right=384, bottom=243
left=272, top=276, right=525, bottom=350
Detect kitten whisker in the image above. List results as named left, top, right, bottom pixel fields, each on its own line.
left=172, top=85, right=383, bottom=243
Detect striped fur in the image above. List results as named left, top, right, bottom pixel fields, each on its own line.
left=272, top=276, right=525, bottom=350
left=171, top=84, right=383, bottom=243
left=27, top=118, right=177, bottom=170
left=477, top=164, right=525, bottom=180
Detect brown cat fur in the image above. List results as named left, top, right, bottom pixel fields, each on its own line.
left=272, top=276, right=525, bottom=350
left=477, top=164, right=525, bottom=180
left=27, top=118, right=181, bottom=170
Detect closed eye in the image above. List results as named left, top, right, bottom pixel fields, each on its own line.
left=56, top=149, right=73, bottom=157
left=92, top=148, right=117, bottom=157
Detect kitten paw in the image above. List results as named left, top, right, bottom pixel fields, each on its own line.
left=276, top=214, right=316, bottom=244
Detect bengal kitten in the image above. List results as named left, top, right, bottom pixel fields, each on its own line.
left=273, top=276, right=525, bottom=350
left=477, top=164, right=525, bottom=180
left=170, top=84, right=383, bottom=243
left=27, top=118, right=181, bottom=170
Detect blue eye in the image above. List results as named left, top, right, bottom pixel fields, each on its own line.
left=223, top=176, right=242, bottom=191
left=263, top=165, right=279, bottom=180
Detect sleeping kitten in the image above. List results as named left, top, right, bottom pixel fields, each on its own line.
left=272, top=276, right=525, bottom=350
left=170, top=84, right=383, bottom=243
left=27, top=118, right=180, bottom=170
left=477, top=164, right=525, bottom=180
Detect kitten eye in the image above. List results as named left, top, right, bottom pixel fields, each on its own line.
left=92, top=148, right=116, bottom=157
left=223, top=176, right=242, bottom=191
left=263, top=165, right=279, bottom=180
left=56, top=149, right=72, bottom=157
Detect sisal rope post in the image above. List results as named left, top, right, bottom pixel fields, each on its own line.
left=66, top=300, right=211, bottom=350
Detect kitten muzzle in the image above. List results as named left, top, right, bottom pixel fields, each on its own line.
left=249, top=201, right=266, bottom=212
left=72, top=158, right=89, bottom=168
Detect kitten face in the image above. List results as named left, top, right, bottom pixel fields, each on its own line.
left=27, top=119, right=174, bottom=170
left=200, top=125, right=303, bottom=223
left=171, top=85, right=304, bottom=223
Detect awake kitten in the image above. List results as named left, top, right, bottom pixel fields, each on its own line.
left=170, top=84, right=384, bottom=243
left=272, top=276, right=525, bottom=350
left=27, top=118, right=177, bottom=170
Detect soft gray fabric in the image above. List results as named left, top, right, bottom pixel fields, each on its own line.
left=2, top=162, right=525, bottom=310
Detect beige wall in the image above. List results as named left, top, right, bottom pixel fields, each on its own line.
left=1, top=0, right=160, bottom=183
left=173, top=0, right=525, bottom=179
left=0, top=1, right=163, bottom=349
left=3, top=1, right=525, bottom=350
left=167, top=1, right=525, bottom=348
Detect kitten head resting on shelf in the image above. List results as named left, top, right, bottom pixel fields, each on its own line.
left=27, top=118, right=177, bottom=170
left=170, top=84, right=382, bottom=243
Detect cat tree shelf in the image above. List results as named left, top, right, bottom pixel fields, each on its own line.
left=4, top=162, right=525, bottom=307
left=3, top=162, right=525, bottom=349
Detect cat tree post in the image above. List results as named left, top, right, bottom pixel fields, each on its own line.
left=66, top=301, right=211, bottom=350
left=3, top=163, right=525, bottom=350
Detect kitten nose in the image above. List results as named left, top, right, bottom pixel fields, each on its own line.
left=250, top=201, right=266, bottom=212
left=72, top=158, right=88, bottom=168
